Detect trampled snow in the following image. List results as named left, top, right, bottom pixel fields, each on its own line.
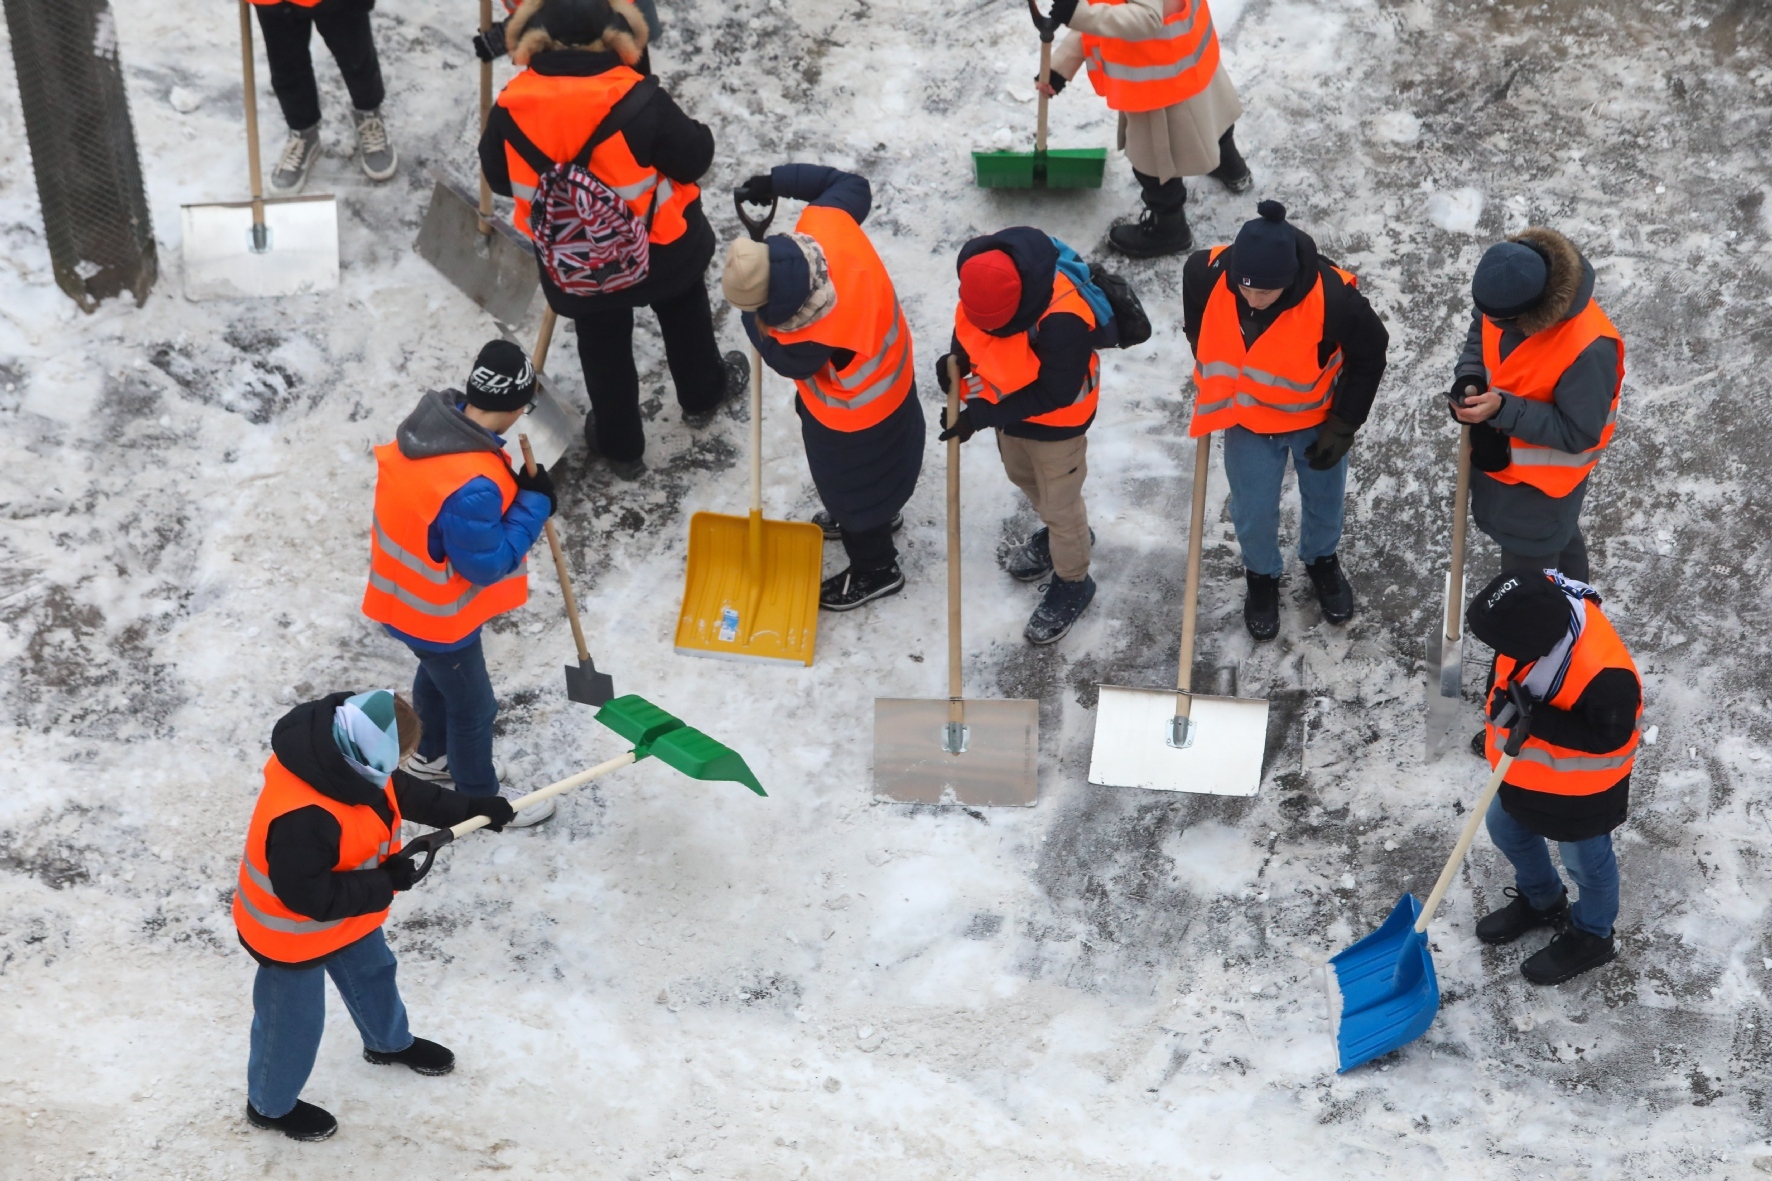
left=2, top=0, right=1771, bottom=1177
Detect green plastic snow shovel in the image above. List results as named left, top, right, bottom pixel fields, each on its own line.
left=401, top=694, right=763, bottom=880
left=973, top=0, right=1106, bottom=190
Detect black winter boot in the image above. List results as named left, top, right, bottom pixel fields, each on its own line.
left=1521, top=928, right=1617, bottom=985
left=246, top=1099, right=337, bottom=1142
left=1109, top=208, right=1194, bottom=259
left=820, top=564, right=905, bottom=611
left=1243, top=571, right=1280, bottom=641
left=683, top=351, right=748, bottom=428
left=1470, top=730, right=1487, bottom=758
left=1025, top=575, right=1096, bottom=645
left=1304, top=554, right=1354, bottom=624
left=812, top=510, right=902, bottom=542
left=1208, top=128, right=1252, bottom=194
left=364, top=1037, right=456, bottom=1076
left=1475, top=886, right=1568, bottom=945
left=1003, top=526, right=1096, bottom=583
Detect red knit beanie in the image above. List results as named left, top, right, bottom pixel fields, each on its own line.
left=959, top=250, right=1022, bottom=331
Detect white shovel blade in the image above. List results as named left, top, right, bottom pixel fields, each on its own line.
left=1088, top=684, right=1268, bottom=795
left=503, top=372, right=581, bottom=470
left=180, top=196, right=339, bottom=301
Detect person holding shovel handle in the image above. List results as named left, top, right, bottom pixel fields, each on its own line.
left=1463, top=570, right=1642, bottom=985
left=1037, top=0, right=1251, bottom=258
left=234, top=689, right=515, bottom=1141
left=361, top=341, right=558, bottom=826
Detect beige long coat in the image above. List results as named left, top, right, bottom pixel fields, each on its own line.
left=1051, top=0, right=1242, bottom=183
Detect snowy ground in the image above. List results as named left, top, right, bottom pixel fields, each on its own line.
left=3, top=0, right=1772, bottom=1176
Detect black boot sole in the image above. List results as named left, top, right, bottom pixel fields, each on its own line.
left=1107, top=231, right=1195, bottom=260
left=246, top=1102, right=337, bottom=1142
left=363, top=1048, right=455, bottom=1076
left=1244, top=617, right=1279, bottom=642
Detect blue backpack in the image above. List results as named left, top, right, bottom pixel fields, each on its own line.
left=1048, top=236, right=1151, bottom=349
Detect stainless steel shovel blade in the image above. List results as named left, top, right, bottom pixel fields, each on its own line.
left=872, top=698, right=1038, bottom=806
left=180, top=196, right=338, bottom=301
left=1088, top=685, right=1268, bottom=795
left=565, top=657, right=615, bottom=707
left=499, top=367, right=581, bottom=471
left=414, top=173, right=540, bottom=325
left=1424, top=569, right=1466, bottom=760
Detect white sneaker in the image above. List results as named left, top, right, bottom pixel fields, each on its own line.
left=502, top=786, right=555, bottom=828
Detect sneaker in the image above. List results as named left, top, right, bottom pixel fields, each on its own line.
left=820, top=564, right=905, bottom=611
left=1521, top=927, right=1617, bottom=985
left=500, top=784, right=556, bottom=827
left=1024, top=574, right=1096, bottom=645
left=351, top=107, right=398, bottom=182
left=1243, top=570, right=1280, bottom=641
left=404, top=752, right=452, bottom=784
left=1003, top=526, right=1096, bottom=583
left=267, top=125, right=322, bottom=197
left=246, top=1099, right=337, bottom=1142
left=363, top=1036, right=455, bottom=1075
left=683, top=351, right=749, bottom=428
left=811, top=510, right=903, bottom=542
left=1475, top=886, right=1568, bottom=945
left=1304, top=554, right=1355, bottom=624
left=1108, top=208, right=1193, bottom=259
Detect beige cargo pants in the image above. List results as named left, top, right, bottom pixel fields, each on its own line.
left=995, top=431, right=1092, bottom=581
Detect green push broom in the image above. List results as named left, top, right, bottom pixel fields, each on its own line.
left=973, top=0, right=1107, bottom=190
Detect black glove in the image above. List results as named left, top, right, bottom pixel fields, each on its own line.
left=1469, top=421, right=1511, bottom=473
left=1489, top=679, right=1538, bottom=757
left=472, top=20, right=508, bottom=62
left=735, top=173, right=773, bottom=206
left=934, top=353, right=971, bottom=393
left=1304, top=413, right=1357, bottom=471
left=1445, top=376, right=1484, bottom=422
left=938, top=406, right=978, bottom=443
left=1048, top=0, right=1080, bottom=25
left=513, top=462, right=558, bottom=516
left=1040, top=70, right=1067, bottom=94
left=382, top=851, right=421, bottom=893
left=465, top=795, right=516, bottom=833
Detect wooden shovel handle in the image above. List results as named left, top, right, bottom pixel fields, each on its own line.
left=239, top=0, right=265, bottom=222
left=1444, top=425, right=1472, bottom=641
left=947, top=356, right=964, bottom=718
left=518, top=435, right=591, bottom=664
left=1414, top=751, right=1514, bottom=934
left=477, top=0, right=494, bottom=232
left=1174, top=433, right=1210, bottom=719
left=1035, top=40, right=1051, bottom=156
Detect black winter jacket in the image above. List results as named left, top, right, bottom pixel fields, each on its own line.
left=1488, top=665, right=1642, bottom=842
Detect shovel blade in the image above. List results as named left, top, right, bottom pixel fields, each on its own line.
left=971, top=148, right=1107, bottom=189
left=413, top=174, right=541, bottom=325
left=564, top=657, right=615, bottom=707
left=1424, top=570, right=1468, bottom=760
left=1087, top=685, right=1268, bottom=795
left=499, top=367, right=581, bottom=471
left=674, top=511, right=823, bottom=666
left=872, top=697, right=1039, bottom=806
left=1326, top=894, right=1440, bottom=1072
left=179, top=196, right=338, bottom=301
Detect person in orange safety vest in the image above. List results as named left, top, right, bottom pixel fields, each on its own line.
left=236, top=689, right=515, bottom=1141
left=720, top=165, right=925, bottom=613
left=1182, top=202, right=1389, bottom=642
left=1449, top=227, right=1624, bottom=585
left=1464, top=570, right=1641, bottom=986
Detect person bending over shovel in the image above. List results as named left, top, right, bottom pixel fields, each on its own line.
left=234, top=689, right=514, bottom=1140
left=1465, top=570, right=1642, bottom=985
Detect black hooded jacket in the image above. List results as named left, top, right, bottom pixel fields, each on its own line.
left=948, top=228, right=1098, bottom=442
left=1180, top=229, right=1389, bottom=429
left=243, top=694, right=479, bottom=967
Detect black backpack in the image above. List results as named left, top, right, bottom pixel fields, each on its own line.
left=1088, top=265, right=1152, bottom=349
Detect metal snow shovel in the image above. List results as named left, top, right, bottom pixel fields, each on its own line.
left=519, top=435, right=614, bottom=706
left=401, top=694, right=765, bottom=880
left=972, top=0, right=1107, bottom=190
left=673, top=195, right=824, bottom=666
left=181, top=0, right=338, bottom=301
left=1088, top=434, right=1268, bottom=794
left=1425, top=425, right=1473, bottom=759
left=873, top=358, right=1039, bottom=806
left=499, top=307, right=582, bottom=471
left=412, top=0, right=540, bottom=324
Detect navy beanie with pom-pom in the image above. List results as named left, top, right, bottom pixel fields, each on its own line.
left=1230, top=200, right=1300, bottom=290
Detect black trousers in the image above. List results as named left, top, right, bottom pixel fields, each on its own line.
left=1501, top=527, right=1590, bottom=583
left=1133, top=125, right=1245, bottom=214
left=573, top=275, right=724, bottom=463
left=254, top=0, right=385, bottom=131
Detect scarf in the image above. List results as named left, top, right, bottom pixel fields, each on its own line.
left=771, top=233, right=837, bottom=333
left=1517, top=571, right=1603, bottom=702
left=332, top=689, right=401, bottom=785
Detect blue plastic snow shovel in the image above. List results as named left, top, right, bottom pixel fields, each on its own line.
left=1327, top=689, right=1530, bottom=1071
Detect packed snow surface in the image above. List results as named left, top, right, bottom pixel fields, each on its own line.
left=3, top=0, right=1772, bottom=1177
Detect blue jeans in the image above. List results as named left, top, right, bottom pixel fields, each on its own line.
left=405, top=635, right=498, bottom=796
left=247, top=929, right=411, bottom=1118
left=1220, top=425, right=1347, bottom=577
left=1485, top=796, right=1619, bottom=938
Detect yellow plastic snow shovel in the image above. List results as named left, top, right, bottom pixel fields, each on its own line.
left=1088, top=433, right=1268, bottom=795
left=672, top=196, right=824, bottom=666
left=1425, top=426, right=1473, bottom=759
left=873, top=358, right=1039, bottom=806
left=181, top=0, right=338, bottom=301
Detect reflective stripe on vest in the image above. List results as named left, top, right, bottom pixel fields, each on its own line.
left=495, top=66, right=697, bottom=246
left=1481, top=301, right=1624, bottom=497
left=1485, top=599, right=1642, bottom=797
left=1080, top=0, right=1221, bottom=113
left=1189, top=248, right=1352, bottom=438
left=231, top=755, right=402, bottom=963
left=361, top=438, right=529, bottom=644
left=763, top=207, right=916, bottom=432
left=952, top=270, right=1101, bottom=431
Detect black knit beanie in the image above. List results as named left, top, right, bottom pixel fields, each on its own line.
left=464, top=339, right=536, bottom=412
left=1466, top=571, right=1571, bottom=661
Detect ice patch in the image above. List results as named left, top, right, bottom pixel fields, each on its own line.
left=1165, top=821, right=1265, bottom=897
left=1426, top=187, right=1485, bottom=234
left=1371, top=110, right=1420, bottom=145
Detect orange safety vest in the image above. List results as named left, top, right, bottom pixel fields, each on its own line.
left=762, top=206, right=915, bottom=432
left=1080, top=0, right=1221, bottom=113
left=361, top=444, right=528, bottom=644
left=232, top=755, right=402, bottom=964
left=495, top=65, right=697, bottom=246
left=1486, top=600, right=1641, bottom=795
left=248, top=0, right=321, bottom=6
left=1189, top=247, right=1355, bottom=438
left=952, top=270, right=1100, bottom=431
left=1480, top=301, right=1624, bottom=498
